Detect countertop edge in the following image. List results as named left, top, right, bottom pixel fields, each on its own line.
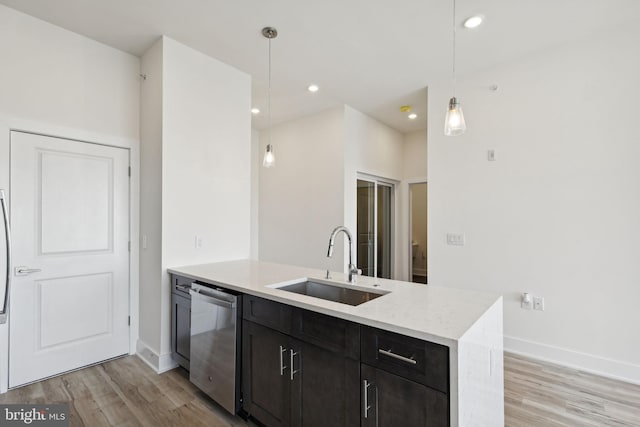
left=167, top=264, right=502, bottom=348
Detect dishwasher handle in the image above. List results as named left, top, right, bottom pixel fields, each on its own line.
left=190, top=288, right=236, bottom=309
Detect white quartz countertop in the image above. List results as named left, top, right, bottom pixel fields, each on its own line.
left=168, top=260, right=501, bottom=348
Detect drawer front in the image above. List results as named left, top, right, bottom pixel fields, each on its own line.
left=361, top=326, right=449, bottom=394
left=291, top=308, right=360, bottom=359
left=172, top=274, right=193, bottom=298
left=243, top=295, right=292, bottom=335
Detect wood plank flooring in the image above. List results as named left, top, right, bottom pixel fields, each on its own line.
left=504, top=353, right=640, bottom=427
left=1, top=352, right=639, bottom=426
left=0, top=356, right=254, bottom=427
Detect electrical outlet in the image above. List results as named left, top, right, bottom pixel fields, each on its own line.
left=195, top=235, right=203, bottom=249
left=533, top=296, right=545, bottom=311
left=488, top=150, right=496, bottom=161
left=142, top=234, right=148, bottom=250
left=446, top=233, right=465, bottom=246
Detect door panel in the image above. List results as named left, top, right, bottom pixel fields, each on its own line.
left=9, top=131, right=130, bottom=388
left=37, top=273, right=113, bottom=349
left=361, top=364, right=448, bottom=427
left=290, top=340, right=360, bottom=427
left=242, top=320, right=291, bottom=426
left=40, top=150, right=113, bottom=254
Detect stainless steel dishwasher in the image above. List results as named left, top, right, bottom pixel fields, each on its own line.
left=189, top=283, right=242, bottom=414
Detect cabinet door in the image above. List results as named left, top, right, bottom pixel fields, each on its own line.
left=242, top=320, right=291, bottom=427
left=171, top=292, right=191, bottom=369
left=290, top=340, right=360, bottom=427
left=361, top=364, right=448, bottom=427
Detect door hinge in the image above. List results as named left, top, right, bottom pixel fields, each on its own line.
left=128, top=316, right=131, bottom=326
left=128, top=241, right=131, bottom=252
left=128, top=166, right=131, bottom=177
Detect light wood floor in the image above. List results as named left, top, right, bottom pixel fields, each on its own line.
left=1, top=352, right=639, bottom=426
left=505, top=353, right=640, bottom=427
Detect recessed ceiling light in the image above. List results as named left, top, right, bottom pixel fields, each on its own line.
left=307, top=84, right=319, bottom=93
left=408, top=113, right=417, bottom=120
left=251, top=108, right=260, bottom=114
left=463, top=15, right=484, bottom=29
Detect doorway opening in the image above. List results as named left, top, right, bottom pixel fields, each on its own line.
left=409, top=182, right=427, bottom=283
left=356, top=176, right=395, bottom=279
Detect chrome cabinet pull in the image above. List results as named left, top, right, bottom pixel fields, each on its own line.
left=290, top=349, right=299, bottom=381
left=363, top=379, right=372, bottom=419
left=0, top=190, right=11, bottom=325
left=279, top=345, right=287, bottom=376
left=378, top=348, right=417, bottom=365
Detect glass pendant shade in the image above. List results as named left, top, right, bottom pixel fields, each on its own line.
left=444, top=97, right=466, bottom=136
left=263, top=144, right=275, bottom=168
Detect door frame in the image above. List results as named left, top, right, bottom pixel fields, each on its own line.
left=408, top=179, right=428, bottom=283
left=356, top=173, right=398, bottom=279
left=0, top=117, right=140, bottom=393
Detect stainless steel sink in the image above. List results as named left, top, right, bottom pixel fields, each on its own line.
left=277, top=280, right=387, bottom=306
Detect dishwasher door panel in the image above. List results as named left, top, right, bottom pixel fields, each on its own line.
left=189, top=285, right=239, bottom=414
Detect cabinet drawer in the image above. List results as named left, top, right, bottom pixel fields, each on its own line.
left=292, top=308, right=360, bottom=359
left=361, top=326, right=449, bottom=394
left=243, top=295, right=292, bottom=335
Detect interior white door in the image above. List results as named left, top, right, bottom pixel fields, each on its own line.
left=9, top=131, right=130, bottom=388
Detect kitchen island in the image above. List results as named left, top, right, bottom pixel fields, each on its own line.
left=168, top=260, right=503, bottom=426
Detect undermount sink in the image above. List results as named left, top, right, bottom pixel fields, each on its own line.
left=276, top=280, right=388, bottom=306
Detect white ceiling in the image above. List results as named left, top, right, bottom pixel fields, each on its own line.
left=1, top=0, right=637, bottom=133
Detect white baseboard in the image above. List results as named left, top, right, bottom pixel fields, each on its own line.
left=135, top=339, right=178, bottom=374
left=504, top=335, right=640, bottom=386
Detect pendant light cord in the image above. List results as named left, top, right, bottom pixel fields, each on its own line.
left=268, top=36, right=272, bottom=146
left=452, top=0, right=457, bottom=97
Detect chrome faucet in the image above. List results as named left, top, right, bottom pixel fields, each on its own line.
left=327, top=226, right=361, bottom=283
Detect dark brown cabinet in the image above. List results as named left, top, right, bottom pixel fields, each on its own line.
left=361, top=364, right=448, bottom=427
left=361, top=326, right=449, bottom=427
left=171, top=275, right=192, bottom=370
left=242, top=320, right=292, bottom=426
left=290, top=340, right=360, bottom=427
left=241, top=296, right=360, bottom=427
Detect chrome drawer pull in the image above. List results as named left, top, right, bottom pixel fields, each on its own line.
left=290, top=349, right=299, bottom=381
left=279, top=345, right=287, bottom=376
left=363, top=379, right=372, bottom=418
left=378, top=348, right=417, bottom=365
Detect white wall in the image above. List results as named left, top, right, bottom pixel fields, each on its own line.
left=138, top=37, right=251, bottom=367
left=259, top=107, right=345, bottom=272
left=403, top=129, right=428, bottom=179
left=250, top=130, right=260, bottom=259
left=344, top=106, right=405, bottom=278
left=402, top=130, right=429, bottom=281
left=259, top=106, right=428, bottom=279
left=0, top=4, right=140, bottom=392
left=139, top=38, right=164, bottom=355
left=428, top=26, right=640, bottom=382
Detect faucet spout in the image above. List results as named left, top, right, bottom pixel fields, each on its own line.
left=326, top=226, right=360, bottom=283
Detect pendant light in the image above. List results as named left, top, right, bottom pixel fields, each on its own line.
left=444, top=0, right=467, bottom=136
left=262, top=26, right=277, bottom=167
